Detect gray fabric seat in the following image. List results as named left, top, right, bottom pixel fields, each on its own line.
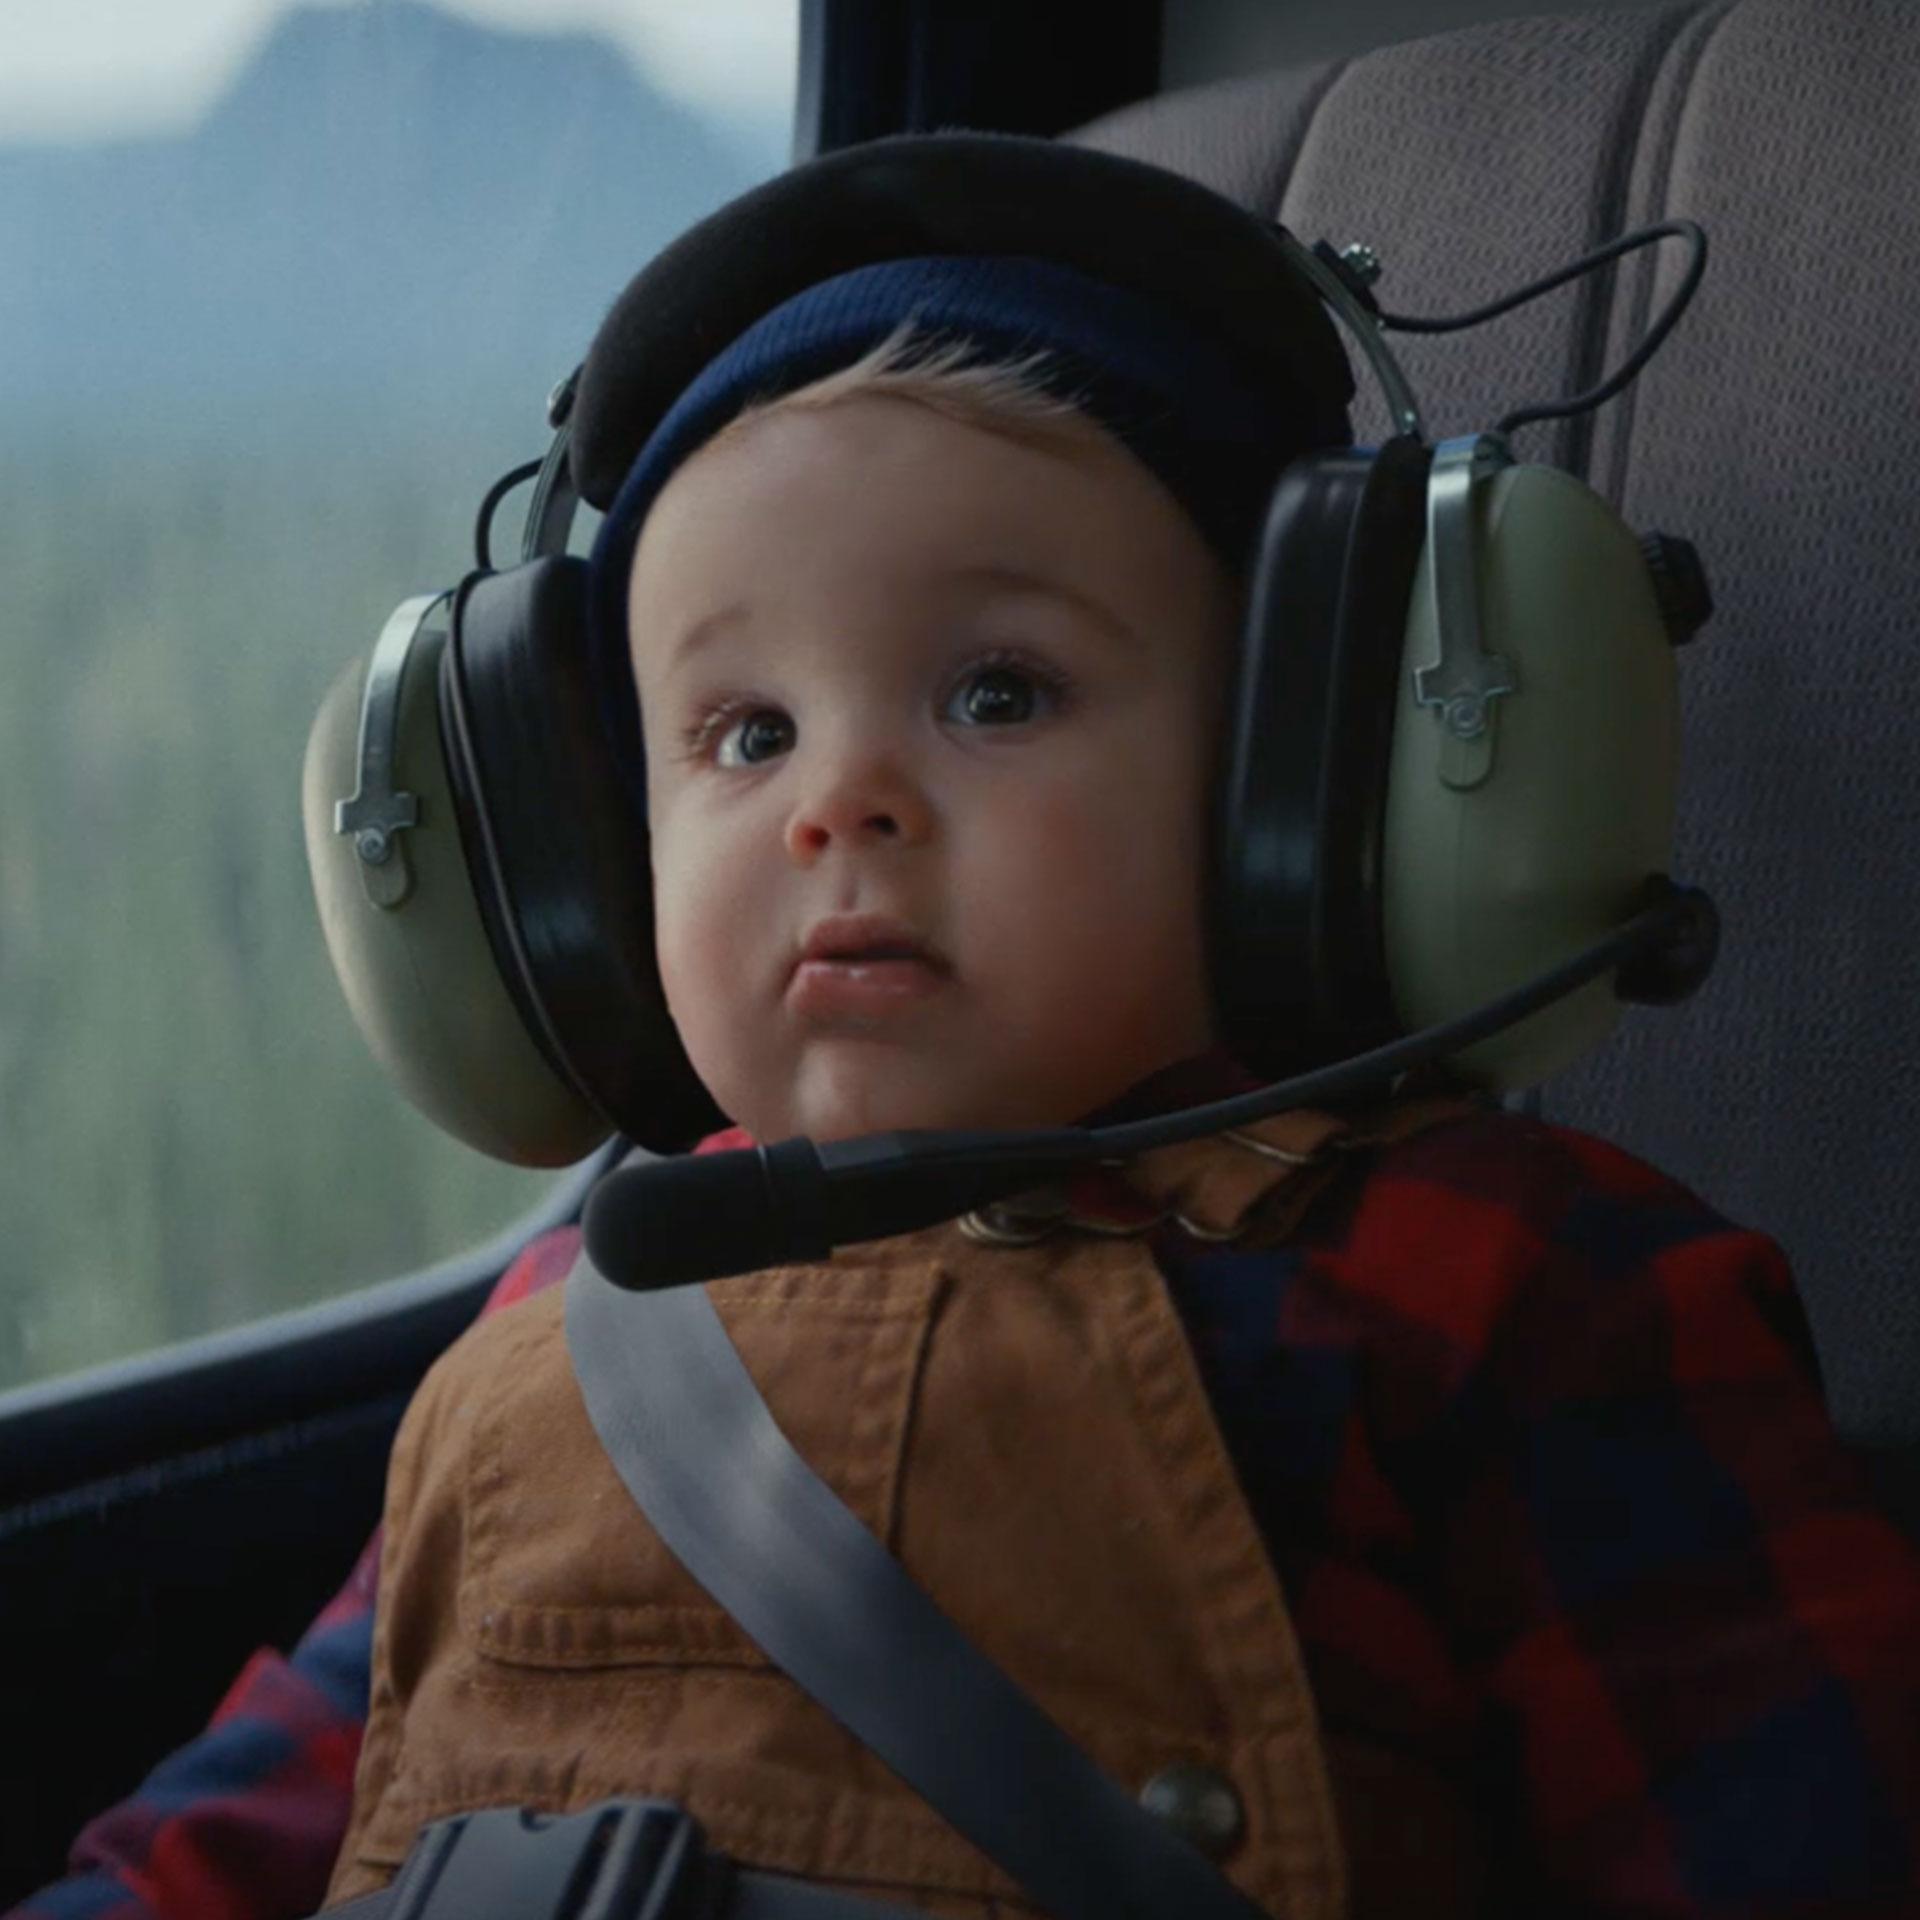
left=1076, top=0, right=1920, bottom=1464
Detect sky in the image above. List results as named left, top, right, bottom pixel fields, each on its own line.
left=0, top=0, right=798, bottom=143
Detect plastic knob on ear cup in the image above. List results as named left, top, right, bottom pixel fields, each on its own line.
left=1614, top=878, right=1720, bottom=1006
left=1639, top=531, right=1714, bottom=644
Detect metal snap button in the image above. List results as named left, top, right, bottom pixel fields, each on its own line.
left=1137, top=1760, right=1246, bottom=1861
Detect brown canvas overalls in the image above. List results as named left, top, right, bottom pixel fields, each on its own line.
left=328, top=1094, right=1485, bottom=1917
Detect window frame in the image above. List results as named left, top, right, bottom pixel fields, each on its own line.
left=0, top=1140, right=619, bottom=1509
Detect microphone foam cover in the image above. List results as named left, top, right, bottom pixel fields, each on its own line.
left=583, top=1151, right=786, bottom=1290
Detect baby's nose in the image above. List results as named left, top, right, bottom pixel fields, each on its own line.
left=784, top=753, right=932, bottom=862
left=787, top=806, right=900, bottom=857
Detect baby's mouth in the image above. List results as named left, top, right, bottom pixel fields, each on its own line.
left=793, top=915, right=950, bottom=976
left=789, top=916, right=953, bottom=1013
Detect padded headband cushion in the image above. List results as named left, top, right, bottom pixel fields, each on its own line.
left=568, top=131, right=1357, bottom=510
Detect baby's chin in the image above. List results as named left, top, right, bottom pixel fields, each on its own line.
left=733, top=1052, right=1102, bottom=1145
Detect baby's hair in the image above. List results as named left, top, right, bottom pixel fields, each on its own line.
left=706, top=319, right=1100, bottom=456
left=693, top=319, right=1249, bottom=615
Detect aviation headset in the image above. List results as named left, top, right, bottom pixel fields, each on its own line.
left=303, top=132, right=1719, bottom=1170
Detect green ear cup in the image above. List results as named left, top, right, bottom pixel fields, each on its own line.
left=1382, top=461, right=1680, bottom=1089
left=302, top=601, right=613, bottom=1167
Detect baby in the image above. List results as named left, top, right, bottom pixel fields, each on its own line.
left=627, top=331, right=1233, bottom=1148
left=317, top=140, right=1920, bottom=1920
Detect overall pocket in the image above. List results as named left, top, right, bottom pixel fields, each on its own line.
left=461, top=1261, right=943, bottom=1670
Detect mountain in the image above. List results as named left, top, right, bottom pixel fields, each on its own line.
left=0, top=3, right=768, bottom=443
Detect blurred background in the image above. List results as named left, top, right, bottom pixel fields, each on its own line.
left=0, top=0, right=798, bottom=1390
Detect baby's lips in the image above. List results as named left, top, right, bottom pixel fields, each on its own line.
left=793, top=912, right=951, bottom=976
left=787, top=951, right=953, bottom=1019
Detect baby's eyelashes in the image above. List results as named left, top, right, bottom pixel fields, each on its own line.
left=939, top=650, right=1072, bottom=728
left=673, top=696, right=793, bottom=769
left=672, top=646, right=1074, bottom=772
left=713, top=707, right=796, bottom=768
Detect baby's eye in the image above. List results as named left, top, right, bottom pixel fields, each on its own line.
left=942, top=659, right=1064, bottom=728
left=713, top=707, right=795, bottom=768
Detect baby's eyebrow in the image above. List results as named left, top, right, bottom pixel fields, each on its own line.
left=649, top=567, right=1139, bottom=676
left=943, top=565, right=1140, bottom=651
left=657, top=602, right=751, bottom=674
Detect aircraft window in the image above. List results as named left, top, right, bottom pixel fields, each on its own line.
left=0, top=0, right=798, bottom=1392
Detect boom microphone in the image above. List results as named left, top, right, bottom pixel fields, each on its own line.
left=583, top=883, right=1717, bottom=1291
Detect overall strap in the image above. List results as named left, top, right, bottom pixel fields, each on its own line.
left=563, top=1250, right=1278, bottom=1920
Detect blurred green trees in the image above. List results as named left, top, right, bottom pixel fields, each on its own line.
left=0, top=423, right=568, bottom=1389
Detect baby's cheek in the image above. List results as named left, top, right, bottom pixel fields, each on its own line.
left=1012, top=780, right=1186, bottom=923
left=655, top=933, right=756, bottom=1126
left=648, top=801, right=802, bottom=1131
left=651, top=842, right=736, bottom=1042
left=996, top=782, right=1210, bottom=1037
left=967, top=793, right=1138, bottom=991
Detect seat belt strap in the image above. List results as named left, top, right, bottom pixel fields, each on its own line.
left=563, top=1251, right=1274, bottom=1920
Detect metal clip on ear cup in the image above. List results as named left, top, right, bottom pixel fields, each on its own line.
left=1414, top=435, right=1520, bottom=792
left=332, top=595, right=433, bottom=909
left=303, top=595, right=615, bottom=1167
left=1381, top=444, right=1693, bottom=1088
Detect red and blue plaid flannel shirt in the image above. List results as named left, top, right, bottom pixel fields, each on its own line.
left=12, top=1108, right=1920, bottom=1919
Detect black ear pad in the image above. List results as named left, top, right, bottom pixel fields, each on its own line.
left=441, top=558, right=725, bottom=1152
left=1210, top=434, right=1433, bottom=1079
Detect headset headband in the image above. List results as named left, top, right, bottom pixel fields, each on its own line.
left=568, top=132, right=1359, bottom=509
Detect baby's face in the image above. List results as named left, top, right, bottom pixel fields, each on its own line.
left=628, top=392, right=1237, bottom=1143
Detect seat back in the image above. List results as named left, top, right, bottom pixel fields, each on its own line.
left=1077, top=0, right=1920, bottom=1451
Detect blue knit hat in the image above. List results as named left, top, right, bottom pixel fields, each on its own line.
left=585, top=251, right=1326, bottom=808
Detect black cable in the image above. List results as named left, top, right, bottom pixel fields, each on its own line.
left=472, top=458, right=544, bottom=572
left=581, top=884, right=1719, bottom=1292
left=1093, top=884, right=1702, bottom=1159
left=1375, top=219, right=1708, bottom=436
